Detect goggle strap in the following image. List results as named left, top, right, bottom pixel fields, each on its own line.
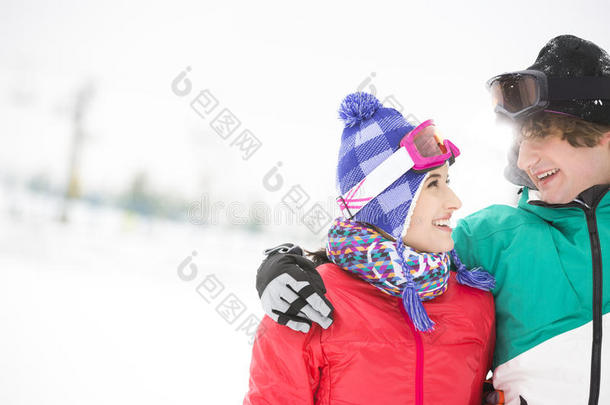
left=337, top=147, right=414, bottom=218
left=547, top=77, right=610, bottom=100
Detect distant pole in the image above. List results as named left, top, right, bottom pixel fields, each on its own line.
left=60, top=81, right=94, bottom=223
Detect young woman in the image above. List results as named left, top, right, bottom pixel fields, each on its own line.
left=244, top=92, right=496, bottom=405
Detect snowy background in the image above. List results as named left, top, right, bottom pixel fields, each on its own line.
left=1, top=0, right=609, bottom=403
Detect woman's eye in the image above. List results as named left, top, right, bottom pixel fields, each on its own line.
left=427, top=180, right=439, bottom=188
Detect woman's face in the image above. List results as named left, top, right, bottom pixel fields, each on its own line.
left=402, top=164, right=461, bottom=253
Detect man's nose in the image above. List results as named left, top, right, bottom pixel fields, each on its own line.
left=517, top=140, right=537, bottom=171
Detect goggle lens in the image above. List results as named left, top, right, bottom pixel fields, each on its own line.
left=490, top=74, right=539, bottom=113
left=412, top=124, right=445, bottom=157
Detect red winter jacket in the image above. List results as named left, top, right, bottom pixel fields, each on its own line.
left=244, top=262, right=495, bottom=405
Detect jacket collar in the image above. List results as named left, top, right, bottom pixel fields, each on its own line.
left=519, top=184, right=610, bottom=217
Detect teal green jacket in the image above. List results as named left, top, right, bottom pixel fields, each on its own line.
left=453, top=185, right=610, bottom=405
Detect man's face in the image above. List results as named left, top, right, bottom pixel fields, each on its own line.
left=517, top=128, right=610, bottom=204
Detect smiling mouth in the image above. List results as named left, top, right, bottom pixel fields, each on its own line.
left=534, top=168, right=560, bottom=186
left=432, top=218, right=453, bottom=232
left=537, top=168, right=559, bottom=180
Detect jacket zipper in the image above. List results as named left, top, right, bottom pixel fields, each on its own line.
left=585, top=206, right=602, bottom=405
left=528, top=187, right=607, bottom=405
left=399, top=304, right=424, bottom=405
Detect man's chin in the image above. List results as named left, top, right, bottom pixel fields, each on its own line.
left=539, top=190, right=576, bottom=205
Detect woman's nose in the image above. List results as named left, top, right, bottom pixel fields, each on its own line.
left=446, top=187, right=462, bottom=211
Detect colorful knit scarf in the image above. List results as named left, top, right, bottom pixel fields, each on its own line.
left=327, top=217, right=450, bottom=300
left=326, top=217, right=496, bottom=332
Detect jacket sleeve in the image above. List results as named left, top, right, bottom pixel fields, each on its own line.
left=453, top=218, right=497, bottom=277
left=243, top=316, right=326, bottom=405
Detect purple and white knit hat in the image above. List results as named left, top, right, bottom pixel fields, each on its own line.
left=336, top=92, right=427, bottom=240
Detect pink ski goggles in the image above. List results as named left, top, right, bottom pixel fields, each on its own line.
left=337, top=119, right=460, bottom=218
left=400, top=119, right=460, bottom=171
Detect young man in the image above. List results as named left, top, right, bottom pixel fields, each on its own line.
left=253, top=35, right=610, bottom=404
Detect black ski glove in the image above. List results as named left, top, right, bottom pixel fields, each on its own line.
left=256, top=243, right=334, bottom=333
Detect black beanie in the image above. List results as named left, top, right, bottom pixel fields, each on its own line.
left=527, top=34, right=610, bottom=125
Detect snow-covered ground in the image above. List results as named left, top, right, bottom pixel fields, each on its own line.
left=0, top=190, right=294, bottom=405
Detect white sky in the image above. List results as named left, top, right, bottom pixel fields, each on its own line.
left=1, top=0, right=609, bottom=218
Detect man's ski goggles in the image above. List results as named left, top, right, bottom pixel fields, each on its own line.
left=337, top=119, right=460, bottom=219
left=486, top=69, right=610, bottom=120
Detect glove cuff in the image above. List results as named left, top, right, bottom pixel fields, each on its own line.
left=263, top=243, right=303, bottom=257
